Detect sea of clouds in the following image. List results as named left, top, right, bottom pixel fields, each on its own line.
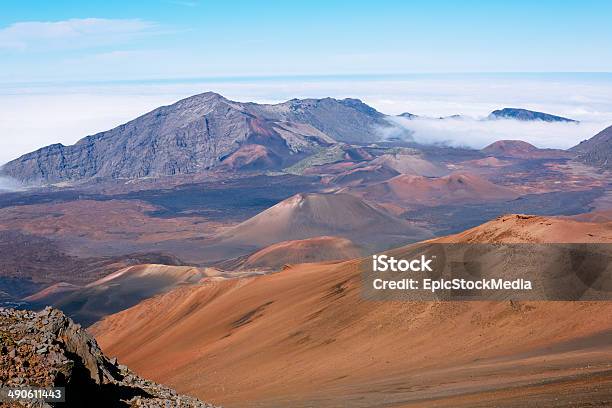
left=1, top=74, right=611, bottom=164
left=387, top=116, right=605, bottom=150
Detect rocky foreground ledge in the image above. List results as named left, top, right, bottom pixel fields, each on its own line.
left=0, top=307, right=218, bottom=407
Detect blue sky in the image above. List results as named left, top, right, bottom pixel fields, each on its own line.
left=1, top=0, right=611, bottom=82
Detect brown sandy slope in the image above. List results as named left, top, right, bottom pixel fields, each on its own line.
left=219, top=144, right=282, bottom=171
left=359, top=172, right=519, bottom=207
left=216, top=192, right=432, bottom=250
left=93, top=215, right=612, bottom=407
left=218, top=236, right=364, bottom=271
left=30, top=264, right=215, bottom=326
left=565, top=210, right=612, bottom=223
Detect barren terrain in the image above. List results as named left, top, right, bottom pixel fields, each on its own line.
left=92, top=215, right=612, bottom=407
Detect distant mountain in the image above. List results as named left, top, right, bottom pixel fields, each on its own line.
left=570, top=125, right=612, bottom=170
left=482, top=140, right=572, bottom=159
left=360, top=172, right=519, bottom=207
left=488, top=108, right=578, bottom=123
left=0, top=92, right=396, bottom=184
left=398, top=112, right=419, bottom=119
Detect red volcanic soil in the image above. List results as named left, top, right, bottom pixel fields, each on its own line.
left=220, top=144, right=281, bottom=171
left=93, top=215, right=612, bottom=408
left=360, top=172, right=519, bottom=207
left=482, top=140, right=572, bottom=159
left=221, top=236, right=364, bottom=271
left=0, top=199, right=216, bottom=247
left=565, top=210, right=612, bottom=223
left=436, top=213, right=612, bottom=243
left=0, top=199, right=228, bottom=267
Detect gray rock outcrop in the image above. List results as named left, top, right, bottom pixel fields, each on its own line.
left=0, top=306, right=218, bottom=407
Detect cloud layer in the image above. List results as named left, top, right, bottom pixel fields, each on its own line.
left=0, top=175, right=23, bottom=191
left=388, top=116, right=607, bottom=150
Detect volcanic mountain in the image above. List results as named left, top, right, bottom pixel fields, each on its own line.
left=482, top=140, right=572, bottom=159
left=488, top=108, right=578, bottom=122
left=359, top=172, right=519, bottom=207
left=571, top=124, right=612, bottom=170
left=216, top=192, right=432, bottom=251
left=1, top=93, right=396, bottom=184
left=217, top=236, right=364, bottom=271
left=92, top=214, right=612, bottom=407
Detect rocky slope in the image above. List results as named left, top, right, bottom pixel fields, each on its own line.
left=0, top=306, right=217, bottom=407
left=487, top=108, right=578, bottom=122
left=0, top=93, right=394, bottom=185
left=571, top=124, right=612, bottom=170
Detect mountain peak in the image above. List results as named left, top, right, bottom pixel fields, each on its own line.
left=488, top=108, right=578, bottom=123
left=483, top=140, right=538, bottom=152
left=482, top=139, right=572, bottom=159
left=171, top=91, right=231, bottom=108
left=218, top=192, right=430, bottom=249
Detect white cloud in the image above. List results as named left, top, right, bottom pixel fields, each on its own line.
left=0, top=18, right=157, bottom=50
left=388, top=116, right=609, bottom=150
left=0, top=175, right=24, bottom=191
left=0, top=92, right=174, bottom=165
